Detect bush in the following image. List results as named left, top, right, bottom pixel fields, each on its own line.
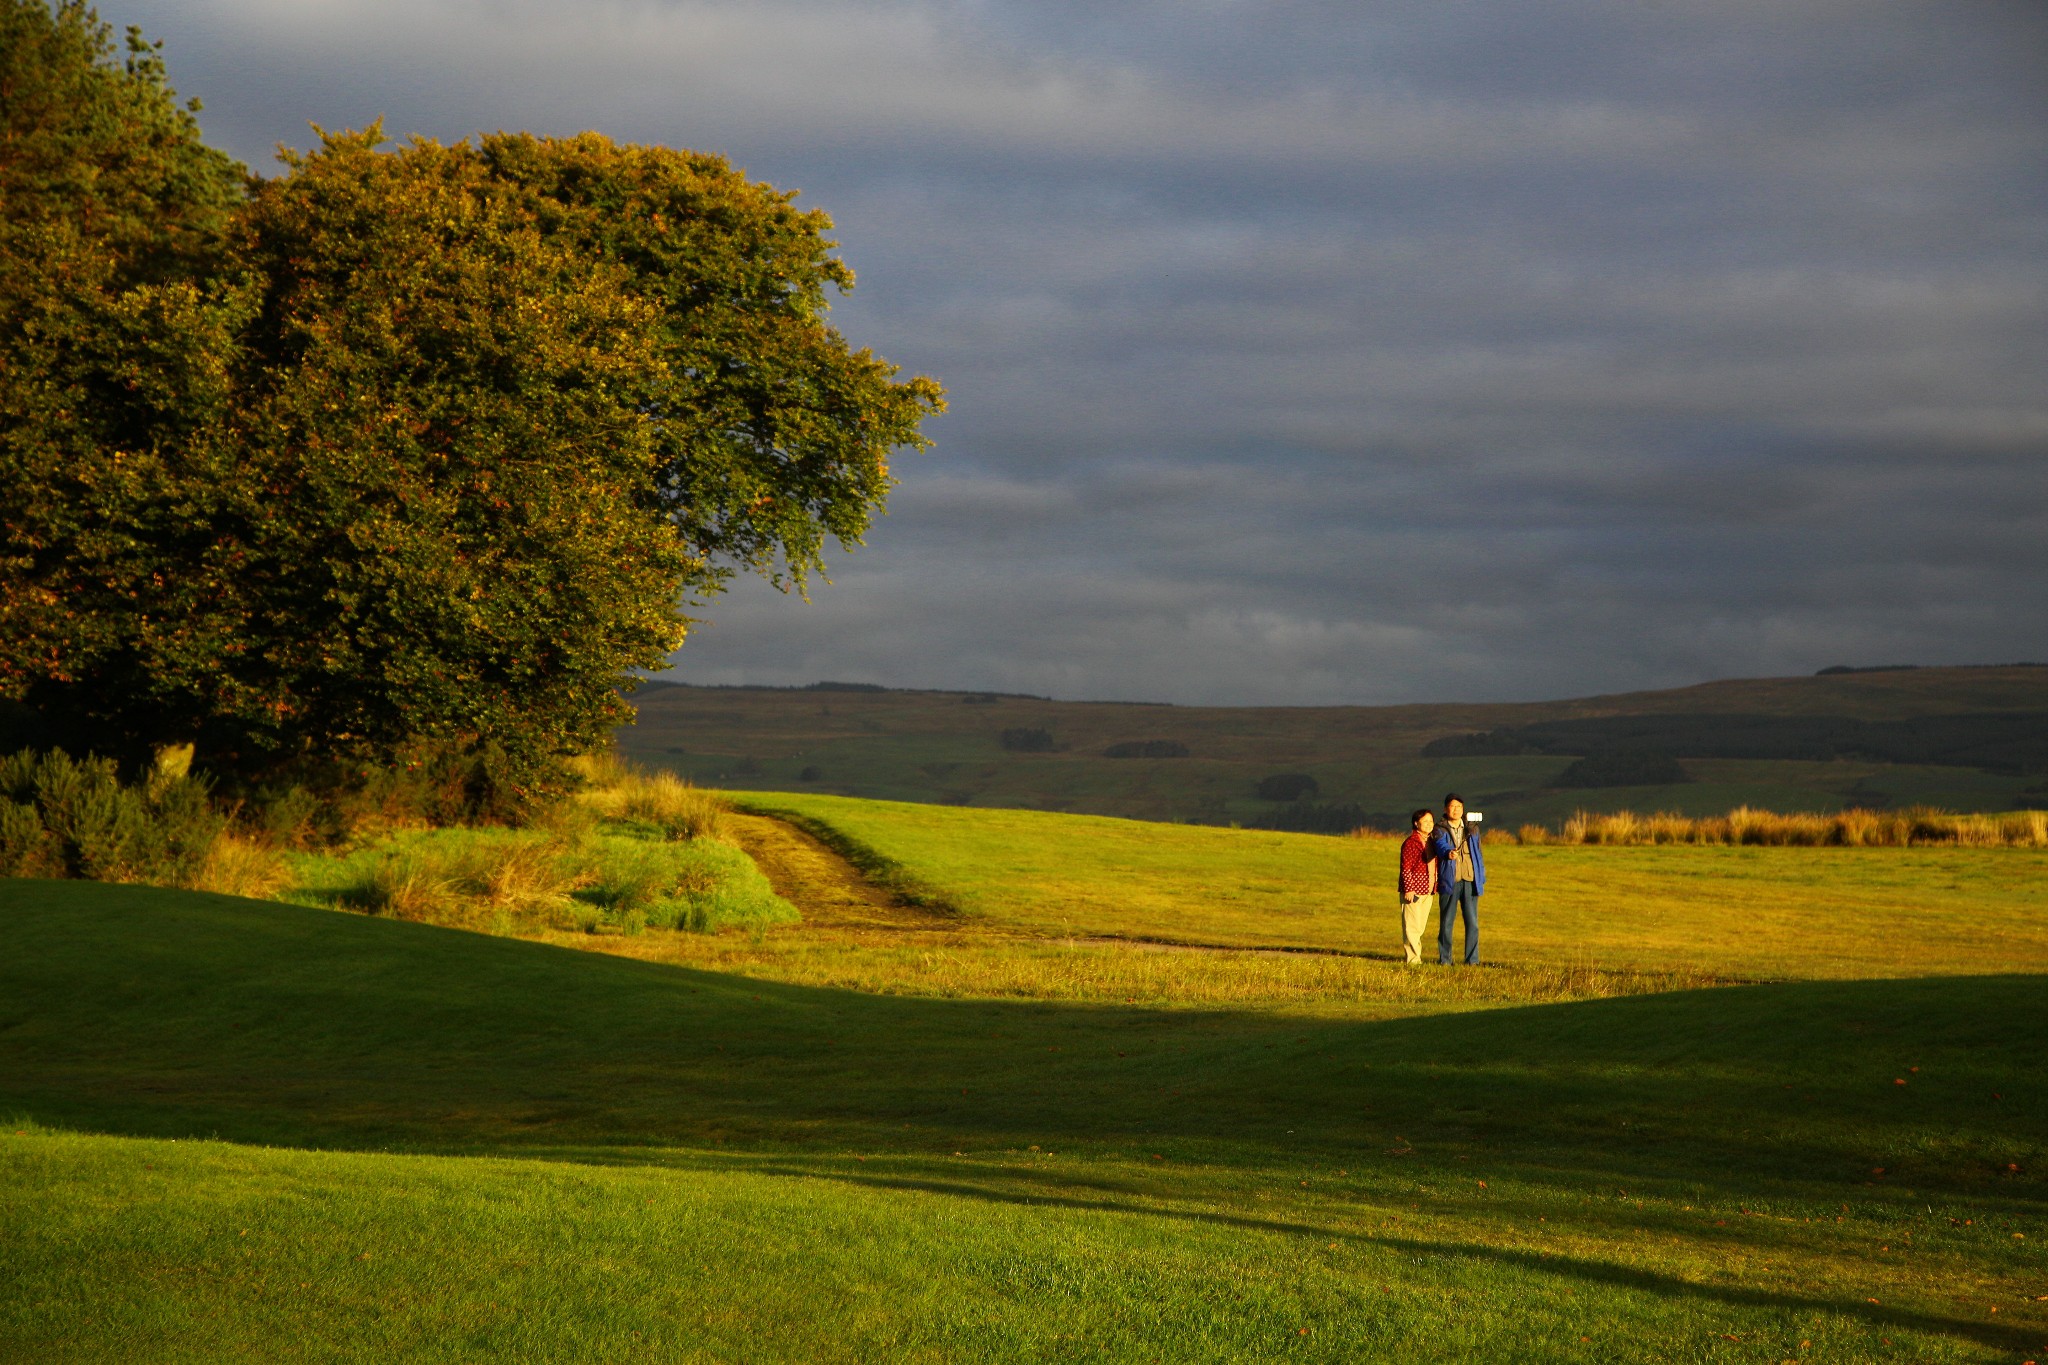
left=1420, top=731, right=1528, bottom=757
left=0, top=748, right=224, bottom=884
left=1254, top=802, right=1394, bottom=835
left=1255, top=773, right=1319, bottom=802
left=248, top=786, right=323, bottom=850
left=1555, top=750, right=1690, bottom=788
left=1102, top=740, right=1189, bottom=759
left=1001, top=728, right=1055, bottom=753
left=0, top=799, right=56, bottom=876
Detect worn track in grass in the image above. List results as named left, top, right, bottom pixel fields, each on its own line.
left=725, top=812, right=955, bottom=932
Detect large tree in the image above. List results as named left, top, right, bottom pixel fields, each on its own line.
left=0, top=3, right=942, bottom=784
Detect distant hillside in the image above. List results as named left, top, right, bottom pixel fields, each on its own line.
left=616, top=665, right=2048, bottom=828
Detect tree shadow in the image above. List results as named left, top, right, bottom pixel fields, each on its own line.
left=697, top=1157, right=2040, bottom=1355
left=3, top=881, right=2041, bottom=1220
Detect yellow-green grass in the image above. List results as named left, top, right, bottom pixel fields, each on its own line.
left=573, top=926, right=1727, bottom=1018
left=1, top=880, right=2043, bottom=1363
left=269, top=821, right=796, bottom=937
left=734, top=793, right=2048, bottom=982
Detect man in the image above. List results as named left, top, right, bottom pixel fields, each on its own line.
left=1427, top=792, right=1484, bottom=965
left=1397, top=808, right=1437, bottom=964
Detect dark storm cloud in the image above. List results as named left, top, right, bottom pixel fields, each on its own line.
left=120, top=0, right=2048, bottom=703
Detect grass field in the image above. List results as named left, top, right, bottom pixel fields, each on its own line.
left=3, top=793, right=2045, bottom=1363
left=730, top=793, right=2048, bottom=983
left=617, top=665, right=2048, bottom=825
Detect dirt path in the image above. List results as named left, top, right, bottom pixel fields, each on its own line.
left=725, top=812, right=956, bottom=931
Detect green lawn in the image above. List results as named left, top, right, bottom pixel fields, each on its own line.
left=2, top=860, right=2044, bottom=1362
left=734, top=792, right=2048, bottom=981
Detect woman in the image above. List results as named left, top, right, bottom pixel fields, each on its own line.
left=1397, top=807, right=1437, bottom=964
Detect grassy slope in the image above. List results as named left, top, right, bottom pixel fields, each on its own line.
left=734, top=793, right=2048, bottom=981
left=3, top=871, right=2045, bottom=1363
left=617, top=665, right=2048, bottom=824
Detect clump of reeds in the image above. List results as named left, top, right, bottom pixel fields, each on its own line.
left=1516, top=806, right=2046, bottom=848
left=577, top=764, right=730, bottom=843
left=339, top=848, right=461, bottom=921
left=189, top=831, right=294, bottom=900
left=334, top=832, right=582, bottom=925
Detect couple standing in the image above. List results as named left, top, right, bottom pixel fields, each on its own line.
left=1396, top=793, right=1484, bottom=965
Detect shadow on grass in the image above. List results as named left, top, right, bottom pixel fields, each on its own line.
left=625, top=1152, right=2039, bottom=1356
left=2, top=880, right=2041, bottom=1211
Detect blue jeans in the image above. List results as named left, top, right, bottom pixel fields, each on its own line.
left=1438, top=880, right=1479, bottom=965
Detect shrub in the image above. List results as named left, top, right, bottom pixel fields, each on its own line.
left=0, top=799, right=56, bottom=876
left=1255, top=773, right=1319, bottom=802
left=1001, top=728, right=1055, bottom=753
left=1555, top=750, right=1690, bottom=788
left=1420, top=731, right=1528, bottom=757
left=248, top=786, right=323, bottom=850
left=1255, top=802, right=1385, bottom=835
left=0, top=748, right=225, bottom=884
left=1103, top=740, right=1189, bottom=759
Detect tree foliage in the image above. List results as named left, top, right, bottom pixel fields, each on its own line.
left=0, top=3, right=943, bottom=787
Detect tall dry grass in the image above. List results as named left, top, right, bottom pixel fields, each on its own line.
left=1506, top=806, right=2048, bottom=848
left=576, top=763, right=730, bottom=843
left=334, top=833, right=582, bottom=925
left=188, top=832, right=295, bottom=900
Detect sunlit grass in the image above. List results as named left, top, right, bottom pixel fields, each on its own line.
left=1, top=880, right=2041, bottom=1363
left=732, top=793, right=2048, bottom=982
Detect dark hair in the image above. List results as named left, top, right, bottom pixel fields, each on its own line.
left=1444, top=792, right=1464, bottom=809
left=1410, top=807, right=1433, bottom=828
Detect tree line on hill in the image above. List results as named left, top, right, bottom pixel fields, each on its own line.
left=0, top=0, right=942, bottom=815
left=1423, top=712, right=2048, bottom=780
left=995, top=731, right=1195, bottom=759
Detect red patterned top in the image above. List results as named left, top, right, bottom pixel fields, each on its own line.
left=1399, top=832, right=1437, bottom=897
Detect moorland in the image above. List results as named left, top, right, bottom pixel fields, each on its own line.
left=617, top=664, right=2048, bottom=828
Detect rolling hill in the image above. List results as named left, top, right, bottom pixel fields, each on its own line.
left=616, top=664, right=2048, bottom=828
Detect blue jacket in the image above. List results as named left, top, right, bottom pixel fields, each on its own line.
left=1427, top=821, right=1485, bottom=896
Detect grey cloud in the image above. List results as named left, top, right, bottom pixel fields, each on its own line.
left=114, top=0, right=2048, bottom=703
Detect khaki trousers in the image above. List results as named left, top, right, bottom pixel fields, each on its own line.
left=1399, top=894, right=1432, bottom=964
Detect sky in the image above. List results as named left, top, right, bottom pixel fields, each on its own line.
left=122, top=0, right=2048, bottom=705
